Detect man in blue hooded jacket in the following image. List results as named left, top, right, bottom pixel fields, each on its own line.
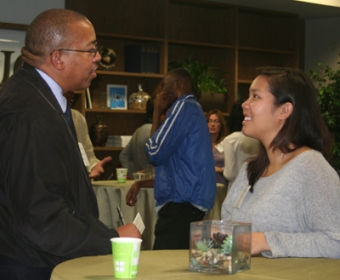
left=127, top=68, right=216, bottom=249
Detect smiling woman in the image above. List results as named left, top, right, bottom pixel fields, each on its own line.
left=222, top=67, right=340, bottom=259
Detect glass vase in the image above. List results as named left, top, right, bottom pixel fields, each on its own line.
left=189, top=220, right=251, bottom=274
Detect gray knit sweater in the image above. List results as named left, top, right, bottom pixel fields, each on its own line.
left=221, top=150, right=340, bottom=258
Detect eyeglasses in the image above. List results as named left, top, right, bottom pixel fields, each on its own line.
left=208, top=120, right=220, bottom=124
left=52, top=46, right=99, bottom=57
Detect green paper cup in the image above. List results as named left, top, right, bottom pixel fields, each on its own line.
left=111, top=237, right=142, bottom=278
left=116, top=168, right=127, bottom=183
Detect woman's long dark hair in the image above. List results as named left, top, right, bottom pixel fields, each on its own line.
left=228, top=100, right=244, bottom=133
left=247, top=67, right=331, bottom=191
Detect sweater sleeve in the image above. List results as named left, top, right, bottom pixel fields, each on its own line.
left=263, top=155, right=340, bottom=259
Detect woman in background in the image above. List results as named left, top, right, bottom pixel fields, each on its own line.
left=222, top=67, right=340, bottom=258
left=119, top=98, right=153, bottom=179
left=206, top=109, right=227, bottom=186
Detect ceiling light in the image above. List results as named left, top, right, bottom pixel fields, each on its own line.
left=294, top=0, right=340, bottom=8
left=0, top=39, right=20, bottom=43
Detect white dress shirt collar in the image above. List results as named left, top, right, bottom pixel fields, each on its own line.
left=35, top=68, right=67, bottom=112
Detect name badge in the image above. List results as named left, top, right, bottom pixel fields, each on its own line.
left=233, top=185, right=251, bottom=209
left=78, top=142, right=90, bottom=167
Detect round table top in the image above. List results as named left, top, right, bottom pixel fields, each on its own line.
left=51, top=249, right=340, bottom=280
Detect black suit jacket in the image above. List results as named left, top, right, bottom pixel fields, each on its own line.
left=0, top=63, right=118, bottom=269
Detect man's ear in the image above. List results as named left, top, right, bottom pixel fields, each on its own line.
left=50, top=51, right=64, bottom=70
left=279, top=102, right=293, bottom=120
left=174, top=78, right=182, bottom=89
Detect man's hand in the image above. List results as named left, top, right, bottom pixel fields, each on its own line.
left=215, top=166, right=223, bottom=173
left=89, top=156, right=112, bottom=179
left=126, top=182, right=141, bottom=206
left=126, top=179, right=154, bottom=206
left=151, top=92, right=172, bottom=136
left=116, top=223, right=141, bottom=238
left=154, top=91, right=171, bottom=116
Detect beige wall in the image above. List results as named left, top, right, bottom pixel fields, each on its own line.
left=0, top=0, right=64, bottom=80
left=0, top=0, right=64, bottom=24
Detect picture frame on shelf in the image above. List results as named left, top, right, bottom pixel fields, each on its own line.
left=107, top=84, right=128, bottom=110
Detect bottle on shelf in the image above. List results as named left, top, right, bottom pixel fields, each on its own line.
left=89, top=115, right=109, bottom=147
left=128, top=84, right=150, bottom=111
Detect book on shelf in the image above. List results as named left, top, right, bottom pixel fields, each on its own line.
left=105, top=135, right=132, bottom=147
left=124, top=44, right=160, bottom=74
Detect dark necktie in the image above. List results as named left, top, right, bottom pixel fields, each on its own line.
left=64, top=104, right=78, bottom=141
left=64, top=104, right=90, bottom=175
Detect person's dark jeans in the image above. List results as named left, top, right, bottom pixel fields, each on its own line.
left=153, top=202, right=205, bottom=250
left=0, top=255, right=52, bottom=280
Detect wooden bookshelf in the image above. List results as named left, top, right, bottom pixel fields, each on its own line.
left=65, top=0, right=299, bottom=178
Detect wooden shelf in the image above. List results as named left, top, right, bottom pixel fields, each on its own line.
left=66, top=0, right=299, bottom=173
left=95, top=70, right=163, bottom=79
left=238, top=46, right=297, bottom=55
left=94, top=147, right=124, bottom=151
left=168, top=39, right=235, bottom=49
left=85, top=108, right=145, bottom=114
left=96, top=32, right=164, bottom=42
left=238, top=7, right=298, bottom=53
left=238, top=80, right=253, bottom=84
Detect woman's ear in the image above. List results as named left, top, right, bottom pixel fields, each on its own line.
left=50, top=51, right=64, bottom=70
left=279, top=102, right=293, bottom=120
